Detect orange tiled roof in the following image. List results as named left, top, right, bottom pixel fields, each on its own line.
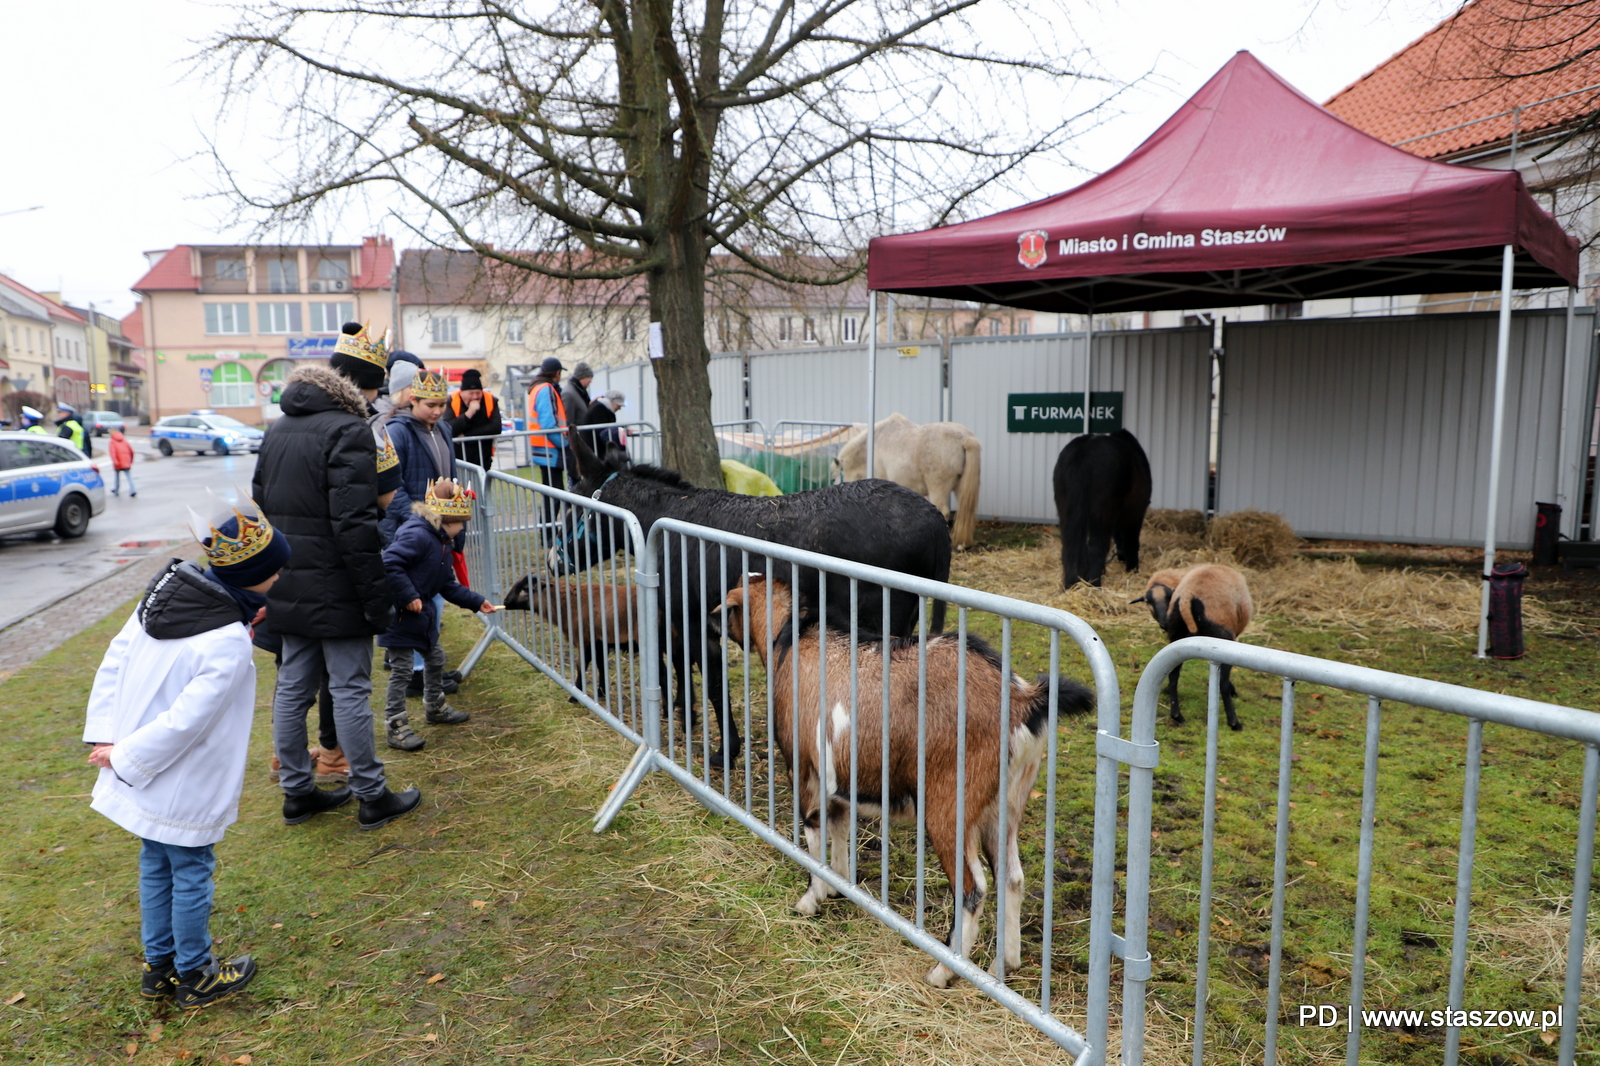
left=1326, top=0, right=1600, bottom=158
left=132, top=247, right=198, bottom=292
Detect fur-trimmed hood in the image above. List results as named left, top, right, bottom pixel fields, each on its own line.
left=409, top=501, right=444, bottom=529
left=281, top=363, right=370, bottom=419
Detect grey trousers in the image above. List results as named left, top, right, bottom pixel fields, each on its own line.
left=274, top=634, right=387, bottom=800
left=387, top=642, right=446, bottom=730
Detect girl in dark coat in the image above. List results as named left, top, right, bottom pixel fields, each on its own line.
left=378, top=480, right=493, bottom=750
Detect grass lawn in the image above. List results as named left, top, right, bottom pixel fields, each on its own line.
left=4, top=521, right=1598, bottom=1064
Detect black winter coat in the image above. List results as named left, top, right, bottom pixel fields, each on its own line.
left=379, top=509, right=486, bottom=651
left=445, top=391, right=503, bottom=470
left=252, top=364, right=393, bottom=638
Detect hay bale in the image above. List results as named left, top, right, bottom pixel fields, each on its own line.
left=1208, top=509, right=1300, bottom=569
left=1143, top=509, right=1208, bottom=551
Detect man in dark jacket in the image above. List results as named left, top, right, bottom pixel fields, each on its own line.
left=446, top=368, right=502, bottom=470
left=560, top=362, right=593, bottom=476
left=252, top=361, right=421, bottom=831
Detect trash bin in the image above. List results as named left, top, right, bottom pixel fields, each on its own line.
left=1533, top=501, right=1562, bottom=566
left=1487, top=562, right=1529, bottom=660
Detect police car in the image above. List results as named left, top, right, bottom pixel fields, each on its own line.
left=0, top=431, right=107, bottom=538
left=151, top=411, right=266, bottom=456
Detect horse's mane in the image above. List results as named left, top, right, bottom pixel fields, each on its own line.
left=620, top=463, right=696, bottom=490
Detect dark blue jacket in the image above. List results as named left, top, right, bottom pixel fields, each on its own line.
left=382, top=410, right=458, bottom=543
left=378, top=510, right=486, bottom=651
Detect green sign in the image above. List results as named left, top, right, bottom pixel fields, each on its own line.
left=1006, top=392, right=1123, bottom=433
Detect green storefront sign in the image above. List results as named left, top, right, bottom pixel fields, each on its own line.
left=1006, top=392, right=1124, bottom=433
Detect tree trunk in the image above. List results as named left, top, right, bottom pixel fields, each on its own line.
left=649, top=231, right=723, bottom=488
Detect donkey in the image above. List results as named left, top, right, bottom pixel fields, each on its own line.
left=553, top=433, right=953, bottom=767
left=837, top=414, right=984, bottom=549
left=1052, top=429, right=1153, bottom=588
left=713, top=576, right=1092, bottom=987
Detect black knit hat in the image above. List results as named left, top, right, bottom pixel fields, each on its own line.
left=329, top=321, right=387, bottom=391
left=459, top=368, right=484, bottom=390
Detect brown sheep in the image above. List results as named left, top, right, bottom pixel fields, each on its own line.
left=1133, top=563, right=1253, bottom=729
left=714, top=576, right=1092, bottom=987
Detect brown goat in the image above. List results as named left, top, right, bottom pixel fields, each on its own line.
left=715, top=576, right=1092, bottom=987
left=1133, top=563, right=1253, bottom=729
left=505, top=574, right=637, bottom=701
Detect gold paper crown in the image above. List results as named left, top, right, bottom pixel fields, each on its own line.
left=187, top=501, right=276, bottom=568
left=333, top=321, right=387, bottom=369
left=425, top=479, right=474, bottom=519
left=374, top=425, right=399, bottom=473
left=411, top=369, right=448, bottom=401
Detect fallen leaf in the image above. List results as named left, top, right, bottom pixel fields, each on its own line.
left=52, top=846, right=65, bottom=853
left=1304, top=860, right=1319, bottom=867
left=236, top=905, right=247, bottom=913
left=1216, top=915, right=1233, bottom=926
left=82, top=881, right=96, bottom=886
left=234, top=1055, right=253, bottom=1065
left=148, top=1022, right=164, bottom=1043
left=420, top=1033, right=439, bottom=1043
left=124, top=1043, right=137, bottom=1058
left=4, top=992, right=24, bottom=1006
left=470, top=900, right=488, bottom=910
left=1542, top=1032, right=1558, bottom=1046
left=271, top=923, right=283, bottom=930
left=426, top=973, right=445, bottom=984
left=1029, top=790, right=1044, bottom=800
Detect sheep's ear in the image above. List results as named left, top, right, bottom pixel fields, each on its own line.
left=1129, top=593, right=1149, bottom=605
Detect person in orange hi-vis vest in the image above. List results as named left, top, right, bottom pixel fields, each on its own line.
left=526, top=358, right=567, bottom=519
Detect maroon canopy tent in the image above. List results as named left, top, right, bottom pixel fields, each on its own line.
left=867, top=50, right=1577, bottom=311
left=864, top=51, right=1583, bottom=669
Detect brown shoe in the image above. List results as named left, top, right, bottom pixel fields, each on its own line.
left=312, top=746, right=350, bottom=786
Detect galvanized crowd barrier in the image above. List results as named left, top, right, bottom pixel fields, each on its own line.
left=453, top=421, right=662, bottom=473
left=454, top=467, right=1123, bottom=1063
left=1118, top=637, right=1600, bottom=1066
left=764, top=419, right=857, bottom=493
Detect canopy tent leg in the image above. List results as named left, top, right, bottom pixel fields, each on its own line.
left=1558, top=286, right=1577, bottom=538
left=1084, top=310, right=1095, bottom=435
left=867, top=290, right=878, bottom=475
left=1476, top=244, right=1516, bottom=659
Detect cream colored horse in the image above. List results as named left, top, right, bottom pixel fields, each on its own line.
left=837, top=413, right=982, bottom=548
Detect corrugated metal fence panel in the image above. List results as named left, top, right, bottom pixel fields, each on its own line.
left=949, top=328, right=1212, bottom=523
left=1219, top=309, right=1586, bottom=549
left=590, top=361, right=660, bottom=430
left=708, top=353, right=746, bottom=423
left=747, top=342, right=942, bottom=425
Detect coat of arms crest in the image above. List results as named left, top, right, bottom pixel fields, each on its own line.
left=1017, top=230, right=1048, bottom=270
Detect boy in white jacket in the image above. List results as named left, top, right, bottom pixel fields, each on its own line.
left=83, top=498, right=292, bottom=1010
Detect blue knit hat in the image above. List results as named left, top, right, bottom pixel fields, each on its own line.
left=188, top=492, right=292, bottom=589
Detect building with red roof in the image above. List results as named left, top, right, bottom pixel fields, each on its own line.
left=131, top=236, right=396, bottom=422
left=1327, top=0, right=1600, bottom=300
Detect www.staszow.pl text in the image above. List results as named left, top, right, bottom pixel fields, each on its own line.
left=1299, top=1005, right=1564, bottom=1030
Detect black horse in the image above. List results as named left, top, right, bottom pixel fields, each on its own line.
left=554, top=436, right=953, bottom=766
left=1052, top=429, right=1152, bottom=588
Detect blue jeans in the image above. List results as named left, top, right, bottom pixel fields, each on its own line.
left=112, top=469, right=136, bottom=495
left=413, top=594, right=445, bottom=671
left=139, top=838, right=216, bottom=973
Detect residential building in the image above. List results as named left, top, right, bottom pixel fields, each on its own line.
left=62, top=302, right=146, bottom=419
left=1326, top=0, right=1600, bottom=309
left=0, top=273, right=90, bottom=411
left=131, top=236, right=396, bottom=422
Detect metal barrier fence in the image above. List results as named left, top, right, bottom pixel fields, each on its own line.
left=1119, top=637, right=1600, bottom=1066
left=764, top=420, right=857, bottom=492
left=455, top=466, right=1125, bottom=1063
left=454, top=422, right=663, bottom=472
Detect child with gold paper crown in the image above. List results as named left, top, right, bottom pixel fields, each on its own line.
left=379, top=479, right=494, bottom=749
left=82, top=493, right=291, bottom=1010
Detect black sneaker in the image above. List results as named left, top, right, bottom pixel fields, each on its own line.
left=282, top=785, right=353, bottom=825
left=387, top=725, right=426, bottom=751
left=425, top=703, right=469, bottom=725
left=443, top=669, right=463, bottom=684
left=358, top=786, right=422, bottom=831
left=441, top=676, right=460, bottom=695
left=175, top=956, right=257, bottom=1010
left=406, top=670, right=424, bottom=698
left=140, top=958, right=179, bottom=1001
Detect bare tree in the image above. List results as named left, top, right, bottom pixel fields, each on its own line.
left=204, top=1, right=1105, bottom=485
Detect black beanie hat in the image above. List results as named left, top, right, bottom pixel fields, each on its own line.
left=459, top=368, right=483, bottom=390
left=330, top=321, right=386, bottom=391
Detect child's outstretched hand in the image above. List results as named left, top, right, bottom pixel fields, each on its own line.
left=87, top=744, right=114, bottom=769
left=405, top=599, right=423, bottom=613
left=478, top=601, right=496, bottom=614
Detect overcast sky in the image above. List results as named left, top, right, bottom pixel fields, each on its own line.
left=0, top=0, right=1455, bottom=320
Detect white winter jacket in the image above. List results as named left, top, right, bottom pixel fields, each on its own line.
left=83, top=561, right=258, bottom=847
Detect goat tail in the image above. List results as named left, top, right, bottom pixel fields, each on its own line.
left=1022, top=674, right=1095, bottom=737
left=951, top=434, right=982, bottom=550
